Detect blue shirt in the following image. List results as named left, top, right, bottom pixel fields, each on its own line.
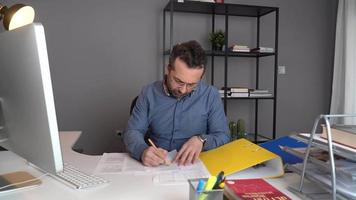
left=123, top=80, right=230, bottom=161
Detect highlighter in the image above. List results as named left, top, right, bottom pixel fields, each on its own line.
left=198, top=176, right=217, bottom=200
left=213, top=171, right=224, bottom=189
left=196, top=179, right=205, bottom=193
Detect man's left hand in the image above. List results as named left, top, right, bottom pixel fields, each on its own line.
left=173, top=136, right=203, bottom=166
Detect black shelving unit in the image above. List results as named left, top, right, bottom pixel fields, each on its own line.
left=162, top=0, right=279, bottom=142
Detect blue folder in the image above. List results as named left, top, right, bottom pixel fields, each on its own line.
left=260, top=136, right=307, bottom=164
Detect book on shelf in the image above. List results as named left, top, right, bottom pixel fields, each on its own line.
left=321, top=124, right=356, bottom=149
left=230, top=92, right=249, bottom=98
left=231, top=87, right=249, bottom=93
left=250, top=47, right=274, bottom=53
left=249, top=89, right=270, bottom=94
left=249, top=93, right=272, bottom=97
left=221, top=87, right=249, bottom=93
left=230, top=45, right=250, bottom=52
left=249, top=89, right=272, bottom=97
left=224, top=178, right=292, bottom=200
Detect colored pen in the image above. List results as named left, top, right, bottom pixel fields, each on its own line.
left=198, top=176, right=217, bottom=200
left=213, top=171, right=224, bottom=189
left=196, top=179, right=205, bottom=193
left=148, top=138, right=171, bottom=165
left=218, top=181, right=225, bottom=189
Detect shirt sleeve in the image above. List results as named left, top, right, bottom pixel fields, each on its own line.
left=201, top=88, right=230, bottom=151
left=123, top=88, right=150, bottom=161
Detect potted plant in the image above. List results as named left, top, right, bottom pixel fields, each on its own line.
left=209, top=30, right=225, bottom=51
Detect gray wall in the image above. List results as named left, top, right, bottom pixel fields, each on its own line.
left=1, top=0, right=338, bottom=154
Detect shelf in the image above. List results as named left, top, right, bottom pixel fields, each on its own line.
left=163, top=1, right=279, bottom=142
left=163, top=0, right=277, bottom=17
left=164, top=50, right=275, bottom=57
left=290, top=133, right=356, bottom=162
left=287, top=164, right=354, bottom=200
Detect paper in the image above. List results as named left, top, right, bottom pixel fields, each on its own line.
left=93, top=153, right=126, bottom=174
left=152, top=160, right=210, bottom=185
left=94, top=151, right=210, bottom=185
left=145, top=150, right=178, bottom=173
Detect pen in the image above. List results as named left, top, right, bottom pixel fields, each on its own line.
left=196, top=179, right=205, bottom=193
left=148, top=138, right=171, bottom=165
left=213, top=171, right=224, bottom=189
left=198, top=176, right=217, bottom=200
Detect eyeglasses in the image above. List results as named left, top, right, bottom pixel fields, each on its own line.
left=171, top=76, right=198, bottom=90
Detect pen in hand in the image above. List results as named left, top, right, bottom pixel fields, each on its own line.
left=148, top=138, right=171, bottom=165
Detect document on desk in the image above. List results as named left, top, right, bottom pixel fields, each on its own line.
left=94, top=150, right=210, bottom=184
left=152, top=160, right=210, bottom=185
left=94, top=150, right=180, bottom=175
left=93, top=153, right=126, bottom=174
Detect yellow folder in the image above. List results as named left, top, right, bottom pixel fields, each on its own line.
left=199, top=138, right=284, bottom=178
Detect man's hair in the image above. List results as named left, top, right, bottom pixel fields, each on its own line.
left=169, top=40, right=207, bottom=70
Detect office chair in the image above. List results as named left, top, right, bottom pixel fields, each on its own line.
left=129, top=96, right=138, bottom=115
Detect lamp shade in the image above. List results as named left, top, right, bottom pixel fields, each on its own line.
left=1, top=4, right=35, bottom=31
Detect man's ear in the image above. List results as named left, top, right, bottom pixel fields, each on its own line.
left=200, top=67, right=206, bottom=79
left=165, top=64, right=173, bottom=75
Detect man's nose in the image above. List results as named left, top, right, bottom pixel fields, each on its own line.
left=179, top=85, right=188, bottom=94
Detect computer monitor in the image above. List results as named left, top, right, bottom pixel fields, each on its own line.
left=0, top=23, right=63, bottom=174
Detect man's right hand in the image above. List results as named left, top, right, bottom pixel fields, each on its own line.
left=141, top=147, right=168, bottom=167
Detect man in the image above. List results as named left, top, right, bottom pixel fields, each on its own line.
left=124, top=40, right=230, bottom=167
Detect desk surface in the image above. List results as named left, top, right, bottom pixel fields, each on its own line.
left=0, top=131, right=303, bottom=200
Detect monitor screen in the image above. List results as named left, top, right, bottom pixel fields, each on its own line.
left=0, top=23, right=63, bottom=174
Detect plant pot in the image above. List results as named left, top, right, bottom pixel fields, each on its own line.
left=212, top=45, right=223, bottom=51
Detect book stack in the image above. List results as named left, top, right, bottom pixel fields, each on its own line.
left=230, top=87, right=249, bottom=97
left=220, top=87, right=249, bottom=98
left=251, top=47, right=274, bottom=53
left=218, top=88, right=230, bottom=98
left=230, top=45, right=250, bottom=52
left=249, top=89, right=272, bottom=97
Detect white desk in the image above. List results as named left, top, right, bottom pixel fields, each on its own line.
left=0, top=131, right=303, bottom=200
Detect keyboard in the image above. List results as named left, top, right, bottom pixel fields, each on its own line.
left=56, top=163, right=109, bottom=189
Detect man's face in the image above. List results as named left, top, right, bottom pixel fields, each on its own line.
left=166, top=58, right=204, bottom=98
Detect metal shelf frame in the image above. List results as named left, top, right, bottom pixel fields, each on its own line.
left=162, top=0, right=279, bottom=142
left=299, top=114, right=356, bottom=200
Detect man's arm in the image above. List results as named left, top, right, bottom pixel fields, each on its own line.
left=174, top=88, right=230, bottom=165
left=123, top=90, right=150, bottom=161
left=123, top=88, right=168, bottom=166
left=201, top=88, right=231, bottom=151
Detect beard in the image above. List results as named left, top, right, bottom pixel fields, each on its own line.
left=166, top=76, right=190, bottom=98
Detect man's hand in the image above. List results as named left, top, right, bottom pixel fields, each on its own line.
left=174, top=136, right=203, bottom=166
left=141, top=147, right=168, bottom=167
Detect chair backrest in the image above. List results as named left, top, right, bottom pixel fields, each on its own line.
left=129, top=96, right=138, bottom=115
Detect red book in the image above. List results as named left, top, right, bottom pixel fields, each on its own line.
left=224, top=179, right=291, bottom=200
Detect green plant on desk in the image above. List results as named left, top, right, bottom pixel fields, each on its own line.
left=229, top=119, right=246, bottom=140
left=237, top=119, right=246, bottom=139
left=229, top=121, right=238, bottom=141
